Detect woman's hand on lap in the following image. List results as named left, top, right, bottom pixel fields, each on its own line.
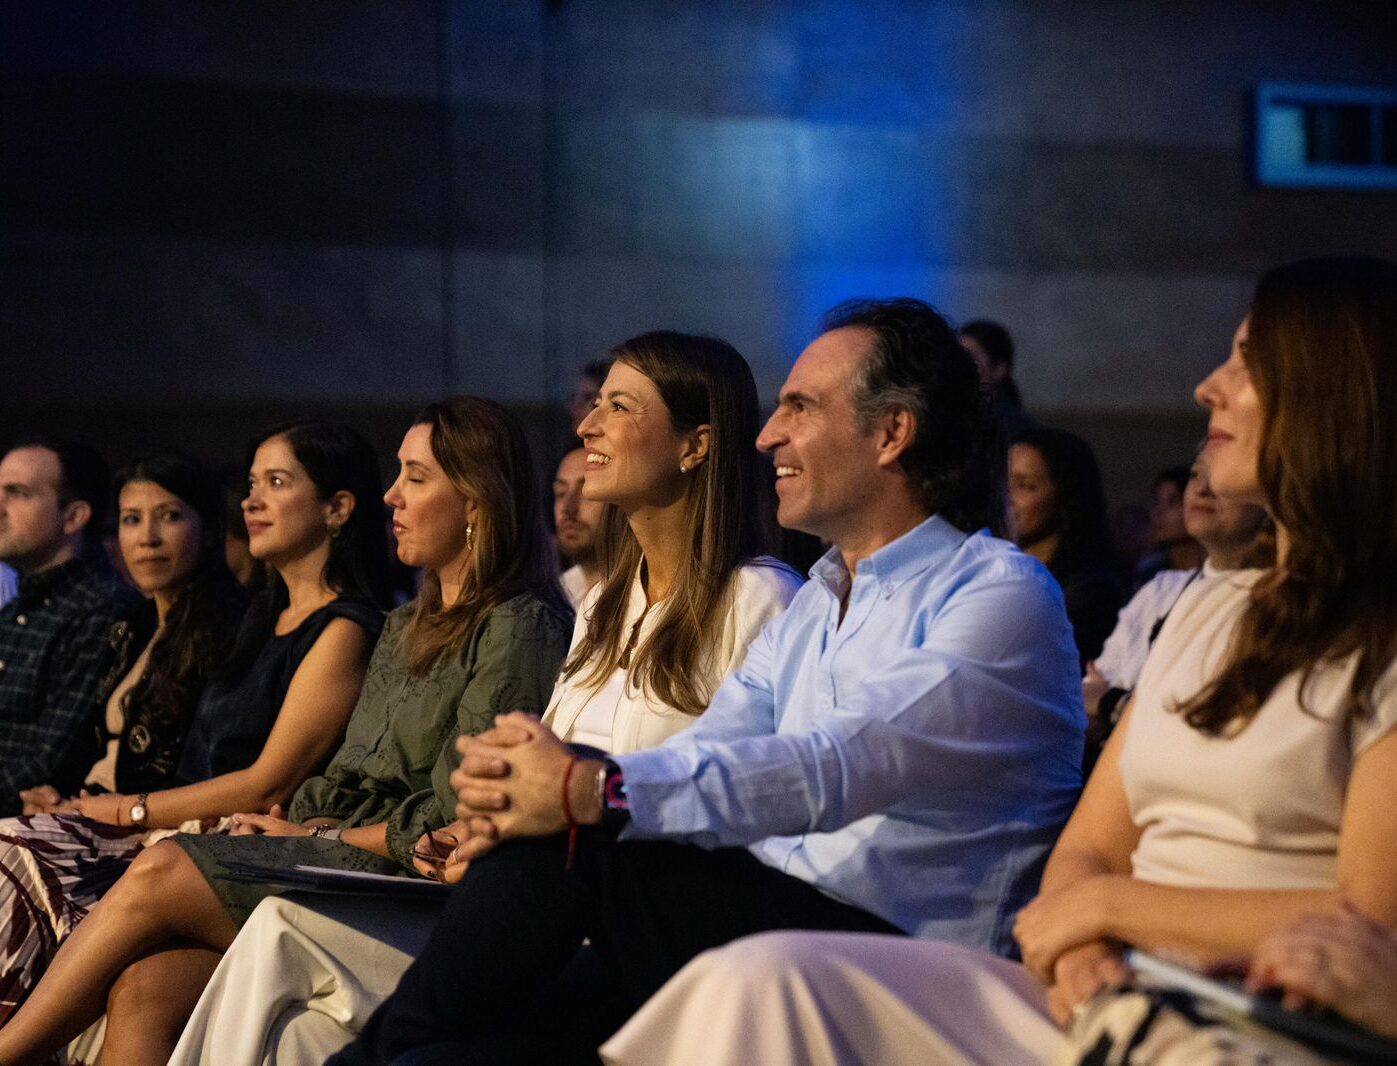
left=74, top=792, right=129, bottom=826
left=1246, top=906, right=1397, bottom=1038
left=1015, top=875, right=1123, bottom=983
left=19, top=784, right=63, bottom=816
left=229, top=804, right=309, bottom=837
left=412, top=819, right=498, bottom=883
left=1046, top=940, right=1128, bottom=1027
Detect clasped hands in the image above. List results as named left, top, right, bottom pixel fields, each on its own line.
left=452, top=712, right=604, bottom=833
left=1013, top=875, right=1131, bottom=1026
left=409, top=713, right=604, bottom=884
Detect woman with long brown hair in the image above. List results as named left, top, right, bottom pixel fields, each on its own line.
left=544, top=330, right=801, bottom=753
left=600, top=257, right=1397, bottom=1066
left=0, top=398, right=574, bottom=1065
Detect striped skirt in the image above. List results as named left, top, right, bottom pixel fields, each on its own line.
left=0, top=813, right=144, bottom=1025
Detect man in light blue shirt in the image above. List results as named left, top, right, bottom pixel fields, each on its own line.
left=335, top=299, right=1083, bottom=1065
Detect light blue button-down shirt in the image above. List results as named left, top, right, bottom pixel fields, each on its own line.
left=617, top=514, right=1084, bottom=954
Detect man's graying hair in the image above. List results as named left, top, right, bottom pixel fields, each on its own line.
left=823, top=298, right=1006, bottom=536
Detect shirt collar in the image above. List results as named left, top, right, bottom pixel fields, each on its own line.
left=15, top=556, right=89, bottom=601
left=809, top=514, right=971, bottom=597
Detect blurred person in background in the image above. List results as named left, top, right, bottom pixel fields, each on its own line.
left=960, top=319, right=1033, bottom=436
left=1082, top=449, right=1270, bottom=772
left=553, top=446, right=605, bottom=608
left=218, top=466, right=260, bottom=590
left=567, top=357, right=616, bottom=432
left=1008, top=427, right=1122, bottom=671
left=1134, top=465, right=1204, bottom=586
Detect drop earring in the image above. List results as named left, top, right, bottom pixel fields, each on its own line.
left=465, top=522, right=476, bottom=551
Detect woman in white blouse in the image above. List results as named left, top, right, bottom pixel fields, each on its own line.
left=167, top=332, right=801, bottom=1066
left=601, top=257, right=1397, bottom=1066
left=545, top=329, right=800, bottom=756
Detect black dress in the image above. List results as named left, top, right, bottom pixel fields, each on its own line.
left=175, top=598, right=384, bottom=784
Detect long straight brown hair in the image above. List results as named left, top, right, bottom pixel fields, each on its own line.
left=403, top=397, right=569, bottom=673
left=1181, top=257, right=1397, bottom=734
left=562, top=331, right=776, bottom=716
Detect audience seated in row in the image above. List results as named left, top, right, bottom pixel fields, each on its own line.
left=0, top=333, right=803, bottom=1063
left=0, top=422, right=390, bottom=1060
left=4, top=262, right=1394, bottom=1064
left=314, top=297, right=1085, bottom=1065
left=166, top=331, right=802, bottom=1064
left=598, top=256, right=1397, bottom=1066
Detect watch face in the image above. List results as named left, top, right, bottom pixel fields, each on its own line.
left=130, top=803, right=147, bottom=823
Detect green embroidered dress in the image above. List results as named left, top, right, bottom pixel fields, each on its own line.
left=174, top=592, right=571, bottom=924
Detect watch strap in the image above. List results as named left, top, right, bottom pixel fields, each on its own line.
left=129, top=792, right=151, bottom=828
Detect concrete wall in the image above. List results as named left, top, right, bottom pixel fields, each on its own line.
left=5, top=0, right=1396, bottom=503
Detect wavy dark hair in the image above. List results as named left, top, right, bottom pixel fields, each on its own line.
left=1011, top=426, right=1115, bottom=581
left=224, top=420, right=392, bottom=677
left=112, top=454, right=248, bottom=741
left=402, top=397, right=569, bottom=673
left=563, top=331, right=777, bottom=717
left=824, top=298, right=1006, bottom=535
left=1180, top=257, right=1397, bottom=735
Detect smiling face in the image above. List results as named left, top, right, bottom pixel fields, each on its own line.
left=382, top=423, right=476, bottom=574
left=552, top=447, right=603, bottom=564
left=0, top=447, right=72, bottom=573
left=755, top=327, right=885, bottom=542
left=242, top=436, right=338, bottom=567
left=1194, top=317, right=1266, bottom=506
left=1007, top=443, right=1058, bottom=547
left=576, top=361, right=692, bottom=513
left=117, top=480, right=204, bottom=597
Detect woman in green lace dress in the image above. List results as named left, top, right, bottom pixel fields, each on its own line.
left=0, top=397, right=573, bottom=1065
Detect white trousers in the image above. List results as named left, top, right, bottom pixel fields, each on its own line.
left=169, top=893, right=441, bottom=1066
left=600, top=931, right=1061, bottom=1066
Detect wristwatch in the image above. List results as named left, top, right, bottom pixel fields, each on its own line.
left=594, top=758, right=630, bottom=833
left=311, top=824, right=342, bottom=842
left=128, top=793, right=150, bottom=828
